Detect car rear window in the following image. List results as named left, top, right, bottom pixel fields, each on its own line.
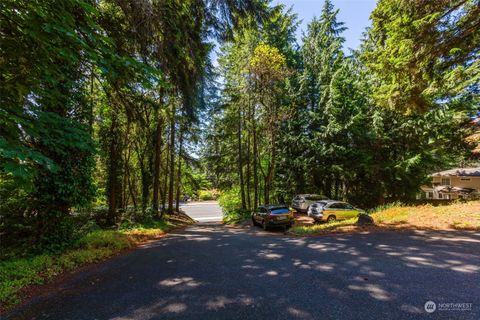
left=270, top=208, right=290, bottom=214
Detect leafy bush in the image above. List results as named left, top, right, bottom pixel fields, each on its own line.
left=218, top=188, right=242, bottom=213
left=198, top=189, right=220, bottom=201
left=219, top=188, right=250, bottom=224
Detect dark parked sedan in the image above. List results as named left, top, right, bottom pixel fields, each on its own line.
left=252, top=205, right=295, bottom=231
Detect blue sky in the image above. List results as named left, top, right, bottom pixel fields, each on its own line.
left=211, top=0, right=376, bottom=65
left=274, top=0, right=377, bottom=50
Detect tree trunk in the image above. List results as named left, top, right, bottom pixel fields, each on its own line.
left=324, top=175, right=332, bottom=199
left=253, top=122, right=258, bottom=209
left=140, top=160, right=149, bottom=214
left=89, top=67, right=94, bottom=134
left=128, top=173, right=137, bottom=209
left=237, top=105, right=246, bottom=209
left=161, top=145, right=169, bottom=217
left=246, top=123, right=251, bottom=210
left=152, top=109, right=163, bottom=214
left=107, top=113, right=122, bottom=225
left=264, top=136, right=276, bottom=205
left=175, top=126, right=184, bottom=212
left=167, top=104, right=176, bottom=214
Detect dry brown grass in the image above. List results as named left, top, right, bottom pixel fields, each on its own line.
left=290, top=201, right=480, bottom=236
left=373, top=201, right=480, bottom=230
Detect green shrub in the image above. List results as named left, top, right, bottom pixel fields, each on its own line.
left=0, top=243, right=121, bottom=309
left=218, top=188, right=242, bottom=213
left=219, top=188, right=250, bottom=224
left=198, top=189, right=220, bottom=201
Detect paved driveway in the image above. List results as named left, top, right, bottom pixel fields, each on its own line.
left=180, top=201, right=223, bottom=222
left=6, top=225, right=480, bottom=320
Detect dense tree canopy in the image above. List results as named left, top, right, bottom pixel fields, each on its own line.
left=0, top=0, right=265, bottom=249
left=202, top=0, right=476, bottom=212
left=365, top=0, right=479, bottom=113
left=0, top=0, right=478, bottom=250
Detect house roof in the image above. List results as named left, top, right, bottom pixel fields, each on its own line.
left=432, top=167, right=480, bottom=177
left=421, top=185, right=476, bottom=193
left=434, top=186, right=476, bottom=193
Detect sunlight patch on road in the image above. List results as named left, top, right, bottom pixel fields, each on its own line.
left=159, top=277, right=203, bottom=289
left=348, top=283, right=394, bottom=301
left=162, top=303, right=187, bottom=313
left=257, top=249, right=283, bottom=260
left=287, top=306, right=312, bottom=319
left=205, top=294, right=254, bottom=310
left=169, top=233, right=213, bottom=241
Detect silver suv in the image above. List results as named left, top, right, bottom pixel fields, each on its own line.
left=291, top=194, right=328, bottom=213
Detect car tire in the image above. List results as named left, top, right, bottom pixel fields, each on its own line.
left=327, top=215, right=336, bottom=223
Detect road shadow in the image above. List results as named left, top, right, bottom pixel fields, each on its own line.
left=6, top=225, right=480, bottom=320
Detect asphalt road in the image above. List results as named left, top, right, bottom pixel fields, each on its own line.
left=180, top=201, right=223, bottom=222
left=6, top=221, right=480, bottom=319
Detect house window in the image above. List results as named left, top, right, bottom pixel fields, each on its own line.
left=438, top=193, right=443, bottom=199
left=460, top=178, right=470, bottom=181
left=441, top=177, right=451, bottom=186
left=427, top=192, right=433, bottom=199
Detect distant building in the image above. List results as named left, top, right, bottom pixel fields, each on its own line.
left=421, top=168, right=480, bottom=200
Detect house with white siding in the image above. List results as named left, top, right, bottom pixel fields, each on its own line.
left=421, top=168, right=480, bottom=200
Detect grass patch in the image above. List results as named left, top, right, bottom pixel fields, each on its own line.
left=372, top=201, right=480, bottom=229
left=0, top=242, right=122, bottom=309
left=290, top=218, right=358, bottom=236
left=0, top=217, right=188, bottom=311
left=121, top=219, right=176, bottom=242
left=289, top=200, right=480, bottom=236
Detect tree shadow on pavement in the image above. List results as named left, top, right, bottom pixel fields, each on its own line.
left=6, top=225, right=480, bottom=320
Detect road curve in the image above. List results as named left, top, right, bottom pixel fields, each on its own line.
left=6, top=225, right=480, bottom=320
left=180, top=201, right=223, bottom=222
